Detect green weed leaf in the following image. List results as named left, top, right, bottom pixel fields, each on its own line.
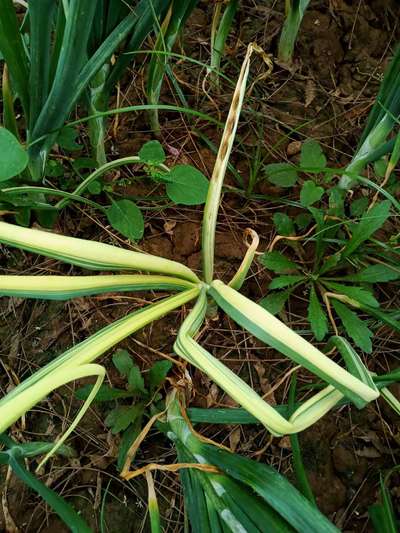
left=343, top=264, right=400, bottom=283
left=57, top=127, right=81, bottom=151
left=75, top=384, right=131, bottom=402
left=273, top=213, right=295, bottom=235
left=343, top=200, right=391, bottom=257
left=117, top=418, right=143, bottom=471
left=128, top=365, right=146, bottom=394
left=165, top=165, right=209, bottom=205
left=0, top=128, right=29, bottom=181
left=300, top=180, right=324, bottom=207
left=300, top=139, right=326, bottom=170
left=112, top=349, right=133, bottom=377
left=332, top=300, right=373, bottom=353
left=259, top=290, right=291, bottom=315
left=148, top=360, right=172, bottom=389
left=139, top=140, right=166, bottom=165
left=269, top=275, right=304, bottom=289
left=350, top=197, right=369, bottom=217
left=295, top=212, right=313, bottom=230
left=308, top=286, right=328, bottom=341
left=105, top=405, right=143, bottom=434
left=106, top=199, right=144, bottom=241
left=324, top=282, right=379, bottom=308
left=260, top=251, right=299, bottom=273
left=265, top=163, right=298, bottom=187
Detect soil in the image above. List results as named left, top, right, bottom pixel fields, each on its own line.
left=1, top=0, right=400, bottom=532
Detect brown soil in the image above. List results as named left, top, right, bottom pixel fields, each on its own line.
left=1, top=0, right=400, bottom=531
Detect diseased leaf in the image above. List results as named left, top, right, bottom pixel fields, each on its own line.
left=332, top=300, right=373, bottom=353
left=265, top=163, right=298, bottom=187
left=106, top=199, right=144, bottom=241
left=165, top=165, right=209, bottom=205
left=259, top=290, right=291, bottom=315
left=0, top=128, right=29, bottom=181
left=139, top=140, right=166, bottom=165
left=300, top=180, right=324, bottom=207
left=269, top=275, right=304, bottom=289
left=148, top=360, right=172, bottom=389
left=343, top=201, right=391, bottom=257
left=128, top=365, right=146, bottom=394
left=307, top=286, right=328, bottom=341
left=75, top=384, right=131, bottom=402
left=342, top=264, right=400, bottom=283
left=273, top=213, right=295, bottom=236
left=300, top=139, right=326, bottom=170
left=260, top=251, right=299, bottom=273
left=112, top=349, right=133, bottom=377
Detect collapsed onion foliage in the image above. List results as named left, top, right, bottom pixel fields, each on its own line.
left=0, top=46, right=388, bottom=451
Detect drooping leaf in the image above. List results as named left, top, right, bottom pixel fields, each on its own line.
left=307, top=286, right=328, bottom=341
left=0, top=128, right=29, bottom=181
left=343, top=201, right=391, bottom=257
left=112, top=349, right=134, bottom=377
left=300, top=180, right=324, bottom=207
left=148, top=360, right=173, bottom=389
left=139, top=140, right=166, bottom=165
left=300, top=139, right=327, bottom=170
left=331, top=300, right=373, bottom=353
left=259, top=290, right=291, bottom=315
left=260, top=251, right=299, bottom=273
left=165, top=165, right=209, bottom=205
left=273, top=213, right=295, bottom=236
left=106, top=199, right=144, bottom=241
left=265, top=163, right=298, bottom=187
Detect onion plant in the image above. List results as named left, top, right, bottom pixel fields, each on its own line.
left=0, top=45, right=394, bottom=528
left=0, top=0, right=195, bottom=177
left=340, top=45, right=400, bottom=189
left=0, top=42, right=385, bottom=441
left=277, top=0, right=311, bottom=65
left=208, top=0, right=238, bottom=87
left=164, top=391, right=340, bottom=533
left=146, top=0, right=197, bottom=133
